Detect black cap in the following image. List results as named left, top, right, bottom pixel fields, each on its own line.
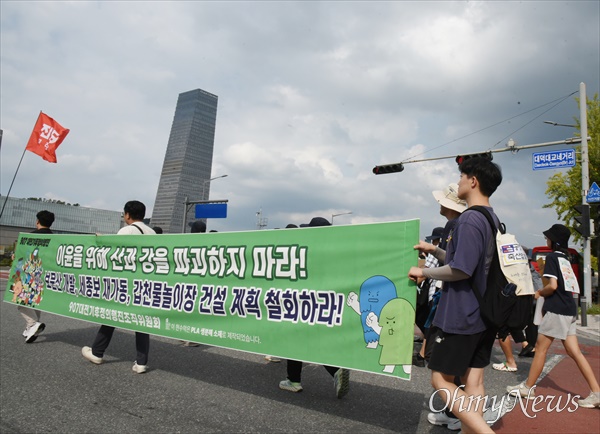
left=190, top=220, right=207, bottom=233
left=299, top=217, right=331, bottom=227
left=425, top=227, right=444, bottom=243
left=543, top=224, right=570, bottom=248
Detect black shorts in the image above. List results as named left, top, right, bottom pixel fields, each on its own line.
left=500, top=329, right=525, bottom=343
left=427, top=327, right=496, bottom=378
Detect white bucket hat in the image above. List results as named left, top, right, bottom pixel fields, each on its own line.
left=432, top=183, right=467, bottom=213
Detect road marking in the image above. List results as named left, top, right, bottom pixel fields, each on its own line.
left=486, top=354, right=564, bottom=426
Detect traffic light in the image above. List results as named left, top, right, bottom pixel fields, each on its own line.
left=455, top=152, right=493, bottom=166
left=372, top=163, right=404, bottom=175
left=574, top=204, right=591, bottom=238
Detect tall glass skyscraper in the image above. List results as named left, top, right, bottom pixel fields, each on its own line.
left=150, top=89, right=218, bottom=233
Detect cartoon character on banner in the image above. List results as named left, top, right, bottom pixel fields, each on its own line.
left=11, top=271, right=26, bottom=303
left=347, top=275, right=414, bottom=375
left=10, top=248, right=45, bottom=307
left=347, top=275, right=397, bottom=348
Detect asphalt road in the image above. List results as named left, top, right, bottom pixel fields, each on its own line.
left=1, top=277, right=597, bottom=433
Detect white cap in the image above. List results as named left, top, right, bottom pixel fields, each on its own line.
left=432, top=183, right=467, bottom=213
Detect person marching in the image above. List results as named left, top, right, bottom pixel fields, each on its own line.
left=19, top=210, right=55, bottom=343
left=507, top=224, right=600, bottom=408
left=82, top=200, right=156, bottom=373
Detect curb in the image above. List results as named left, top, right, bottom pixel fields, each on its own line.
left=576, top=314, right=600, bottom=342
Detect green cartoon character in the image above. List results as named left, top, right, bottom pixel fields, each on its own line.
left=366, top=297, right=414, bottom=374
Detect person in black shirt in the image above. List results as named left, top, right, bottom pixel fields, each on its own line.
left=20, top=210, right=54, bottom=343
left=507, top=224, right=600, bottom=408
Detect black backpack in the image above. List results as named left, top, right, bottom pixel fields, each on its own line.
left=468, top=206, right=534, bottom=339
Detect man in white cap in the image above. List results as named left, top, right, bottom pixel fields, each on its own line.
left=422, top=183, right=467, bottom=431
left=432, top=183, right=467, bottom=250
left=413, top=226, right=445, bottom=368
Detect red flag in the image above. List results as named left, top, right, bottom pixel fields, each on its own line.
left=25, top=112, right=70, bottom=163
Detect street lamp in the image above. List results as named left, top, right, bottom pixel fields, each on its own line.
left=331, top=211, right=352, bottom=225
left=202, top=174, right=228, bottom=200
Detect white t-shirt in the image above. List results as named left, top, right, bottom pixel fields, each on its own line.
left=117, top=222, right=156, bottom=235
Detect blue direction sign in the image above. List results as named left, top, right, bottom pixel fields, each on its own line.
left=587, top=182, right=600, bottom=203
left=195, top=203, right=228, bottom=218
left=532, top=149, right=576, bottom=171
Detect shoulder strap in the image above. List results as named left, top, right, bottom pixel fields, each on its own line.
left=464, top=206, right=500, bottom=306
left=130, top=223, right=144, bottom=234
left=467, top=205, right=502, bottom=234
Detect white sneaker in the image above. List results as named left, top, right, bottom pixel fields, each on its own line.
left=506, top=382, right=535, bottom=399
left=578, top=391, right=600, bottom=408
left=333, top=368, right=350, bottom=399
left=182, top=341, right=200, bottom=347
left=279, top=379, right=303, bottom=392
left=427, top=412, right=461, bottom=430
left=265, top=355, right=281, bottom=362
left=447, top=418, right=462, bottom=431
left=25, top=322, right=45, bottom=343
left=81, top=346, right=104, bottom=364
left=132, top=361, right=148, bottom=374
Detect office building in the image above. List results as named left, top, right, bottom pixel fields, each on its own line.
left=0, top=195, right=122, bottom=255
left=150, top=89, right=218, bottom=233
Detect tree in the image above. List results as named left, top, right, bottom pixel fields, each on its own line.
left=544, top=94, right=599, bottom=262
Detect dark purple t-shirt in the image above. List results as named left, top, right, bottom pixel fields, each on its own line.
left=432, top=207, right=497, bottom=335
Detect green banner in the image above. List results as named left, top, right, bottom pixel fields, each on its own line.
left=4, top=220, right=419, bottom=379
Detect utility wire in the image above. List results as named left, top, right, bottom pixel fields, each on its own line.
left=490, top=91, right=578, bottom=149
left=402, top=90, right=578, bottom=163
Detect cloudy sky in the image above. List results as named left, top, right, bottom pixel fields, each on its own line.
left=1, top=1, right=598, bottom=248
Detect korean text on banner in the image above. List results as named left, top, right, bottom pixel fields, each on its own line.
left=4, top=220, right=419, bottom=379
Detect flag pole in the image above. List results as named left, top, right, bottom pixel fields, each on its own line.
left=0, top=111, right=41, bottom=221
left=0, top=147, right=28, bottom=221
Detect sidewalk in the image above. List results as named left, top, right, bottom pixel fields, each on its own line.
left=576, top=313, right=600, bottom=341
left=494, top=318, right=600, bottom=433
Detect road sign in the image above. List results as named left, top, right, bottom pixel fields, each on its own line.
left=587, top=181, right=600, bottom=203
left=532, top=149, right=576, bottom=171
left=195, top=203, right=227, bottom=218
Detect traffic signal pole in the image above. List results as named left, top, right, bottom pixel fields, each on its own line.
left=373, top=137, right=584, bottom=174
left=579, top=82, right=591, bottom=327
left=373, top=82, right=593, bottom=326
